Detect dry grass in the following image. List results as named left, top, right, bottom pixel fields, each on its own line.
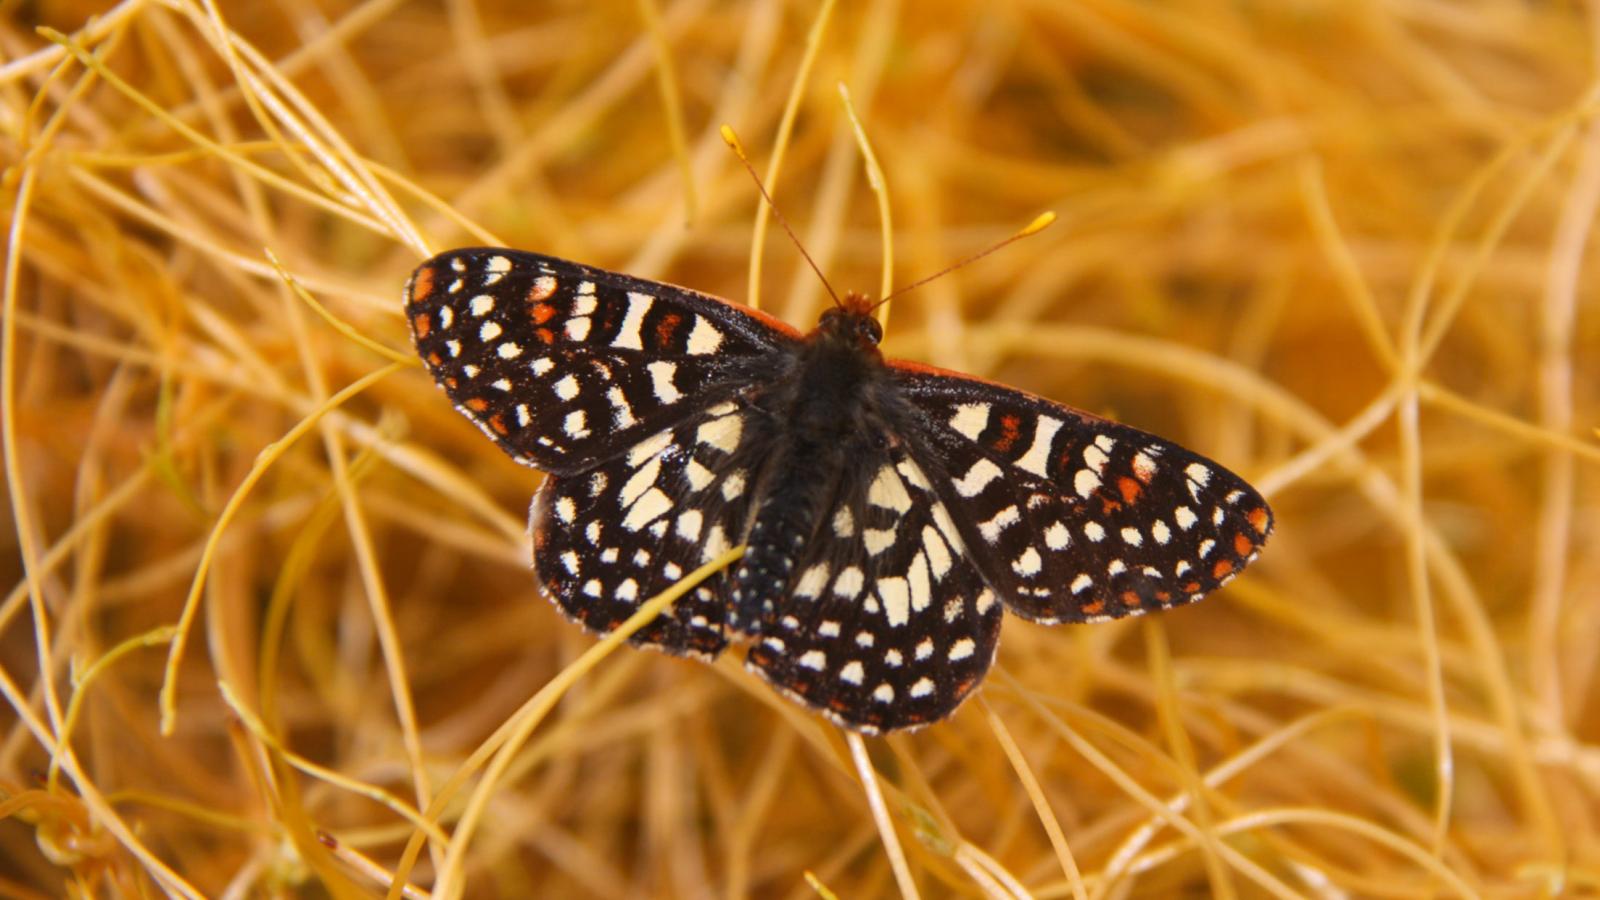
left=2, top=0, right=1598, bottom=897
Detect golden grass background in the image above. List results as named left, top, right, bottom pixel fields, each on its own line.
left=2, top=0, right=1598, bottom=896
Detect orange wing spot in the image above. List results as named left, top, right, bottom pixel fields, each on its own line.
left=536, top=327, right=556, bottom=344
left=528, top=277, right=557, bottom=302
left=1117, top=476, right=1142, bottom=503
left=427, top=352, right=443, bottom=366
left=1247, top=506, right=1270, bottom=534
left=488, top=414, right=508, bottom=435
left=444, top=377, right=458, bottom=389
left=1212, top=559, right=1235, bottom=579
left=412, top=312, right=432, bottom=337
left=1100, top=497, right=1123, bottom=515
left=829, top=697, right=850, bottom=711
left=1155, top=590, right=1171, bottom=603
left=410, top=266, right=435, bottom=302
left=1081, top=599, right=1106, bottom=616
left=532, top=303, right=558, bottom=324
left=1120, top=590, right=1142, bottom=607
left=953, top=676, right=977, bottom=696
left=465, top=397, right=489, bottom=412
left=1183, top=581, right=1203, bottom=593
left=655, top=312, right=682, bottom=348
left=1233, top=533, right=1254, bottom=557
left=993, top=414, right=1022, bottom=452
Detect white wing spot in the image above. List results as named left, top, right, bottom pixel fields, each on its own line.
left=1175, top=506, right=1198, bottom=529
left=561, top=551, right=580, bottom=575
left=516, top=404, right=531, bottom=427
left=950, top=403, right=991, bottom=440
left=835, top=567, right=866, bottom=599
left=840, top=661, right=865, bottom=685
left=873, top=684, right=895, bottom=702
left=922, top=526, right=953, bottom=578
left=1213, top=506, right=1226, bottom=525
left=1071, top=574, right=1092, bottom=594
left=915, top=638, right=934, bottom=660
left=1044, top=522, right=1070, bottom=550
left=1199, top=539, right=1216, bottom=558
left=799, top=650, right=826, bottom=671
left=976, top=588, right=997, bottom=614
left=647, top=361, right=681, bottom=403
left=1186, top=462, right=1212, bottom=486
left=439, top=306, right=454, bottom=328
left=696, top=413, right=742, bottom=454
left=978, top=505, right=1020, bottom=543
left=910, top=677, right=934, bottom=699
left=1133, top=451, right=1158, bottom=482
left=1013, top=546, right=1043, bottom=577
left=949, top=638, right=976, bottom=661
left=832, top=506, right=855, bottom=537
left=863, top=527, right=896, bottom=556
left=856, top=631, right=875, bottom=647
left=908, top=552, right=932, bottom=612
left=563, top=410, right=588, bottom=438
left=676, top=510, right=703, bottom=541
left=878, top=578, right=910, bottom=626
left=1084, top=521, right=1106, bottom=542
left=554, top=496, right=576, bottom=523
left=492, top=378, right=512, bottom=391
left=608, top=387, right=634, bottom=427
left=446, top=340, right=461, bottom=357
left=885, top=649, right=903, bottom=667
left=684, top=459, right=713, bottom=490
left=1108, top=559, right=1127, bottom=576
left=1175, top=560, right=1193, bottom=576
left=614, top=292, right=652, bottom=350
left=953, top=458, right=1003, bottom=497
left=1074, top=468, right=1102, bottom=498
left=868, top=465, right=912, bottom=513
left=1121, top=527, right=1143, bottom=546
left=553, top=375, right=579, bottom=400
left=582, top=579, right=602, bottom=597
left=721, top=471, right=746, bottom=501
left=944, top=597, right=963, bottom=622
left=795, top=564, right=830, bottom=598
left=1017, top=416, right=1062, bottom=477
left=564, top=316, right=591, bottom=341
left=616, top=579, right=639, bottom=602
left=623, top=488, right=671, bottom=531
left=531, top=358, right=554, bottom=376
left=487, top=256, right=511, bottom=273
left=470, top=294, right=495, bottom=316
left=686, top=316, right=723, bottom=354
left=497, top=342, right=521, bottom=359
left=702, top=525, right=730, bottom=561
left=1084, top=443, right=1109, bottom=473
left=818, top=620, right=841, bottom=637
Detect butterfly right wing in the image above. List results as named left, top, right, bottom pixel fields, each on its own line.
left=405, top=248, right=799, bottom=476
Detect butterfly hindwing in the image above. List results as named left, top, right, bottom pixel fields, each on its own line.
left=744, top=446, right=1002, bottom=733
left=406, top=248, right=799, bottom=475
left=893, top=365, right=1272, bottom=624
left=531, top=399, right=767, bottom=658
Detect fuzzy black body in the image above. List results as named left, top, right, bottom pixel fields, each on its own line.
left=406, top=248, right=1273, bottom=732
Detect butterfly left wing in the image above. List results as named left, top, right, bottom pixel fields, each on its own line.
left=891, top=364, right=1272, bottom=624
left=405, top=248, right=799, bottom=476
left=743, top=445, right=1002, bottom=733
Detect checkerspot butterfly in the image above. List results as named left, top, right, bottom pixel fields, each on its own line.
left=406, top=249, right=1271, bottom=732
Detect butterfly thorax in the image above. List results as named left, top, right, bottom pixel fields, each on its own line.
left=726, top=302, right=896, bottom=632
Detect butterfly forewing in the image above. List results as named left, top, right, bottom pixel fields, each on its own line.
left=531, top=399, right=766, bottom=658
left=744, top=447, right=1002, bottom=733
left=893, top=366, right=1272, bottom=624
left=405, top=248, right=798, bottom=475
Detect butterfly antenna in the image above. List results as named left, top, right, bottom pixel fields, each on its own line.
left=721, top=125, right=844, bottom=309
left=867, top=212, right=1057, bottom=312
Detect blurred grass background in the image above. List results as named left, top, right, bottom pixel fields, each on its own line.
left=2, top=0, right=1598, bottom=896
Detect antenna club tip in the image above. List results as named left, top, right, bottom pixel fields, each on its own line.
left=719, top=125, right=744, bottom=154
left=1020, top=211, right=1056, bottom=236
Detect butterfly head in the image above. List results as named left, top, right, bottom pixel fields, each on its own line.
left=817, top=294, right=883, bottom=349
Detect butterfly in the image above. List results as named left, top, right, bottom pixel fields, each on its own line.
left=405, top=248, right=1272, bottom=733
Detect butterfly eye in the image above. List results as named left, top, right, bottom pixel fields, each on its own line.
left=858, top=316, right=882, bottom=345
